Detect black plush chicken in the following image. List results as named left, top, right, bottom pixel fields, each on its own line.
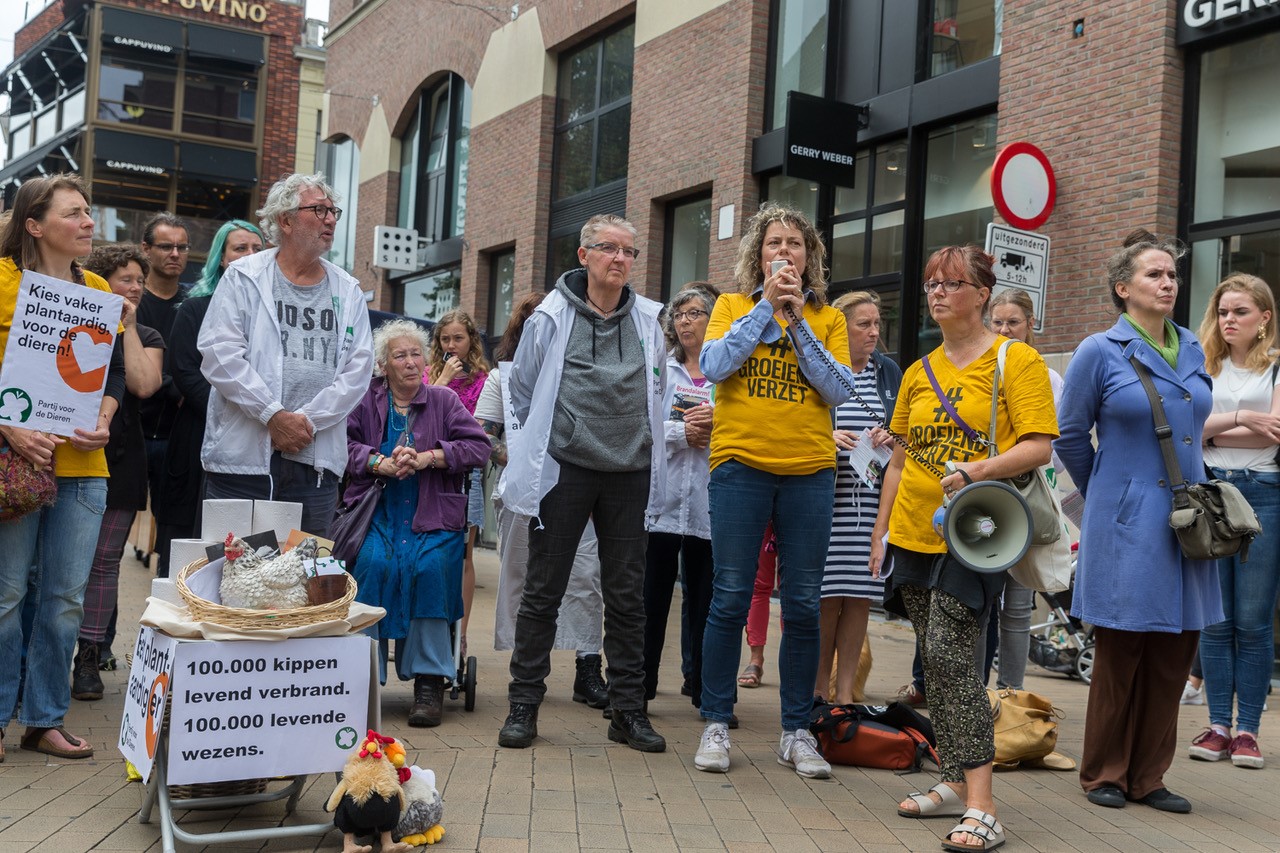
left=325, top=730, right=412, bottom=853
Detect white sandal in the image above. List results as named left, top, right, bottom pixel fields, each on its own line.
left=897, top=783, right=967, bottom=818
left=941, top=807, right=1005, bottom=852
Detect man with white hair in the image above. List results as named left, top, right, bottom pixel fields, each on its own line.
left=198, top=173, right=372, bottom=535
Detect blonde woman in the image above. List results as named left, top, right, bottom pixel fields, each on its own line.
left=1188, top=274, right=1280, bottom=769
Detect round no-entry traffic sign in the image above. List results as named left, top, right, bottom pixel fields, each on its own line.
left=991, top=142, right=1056, bottom=231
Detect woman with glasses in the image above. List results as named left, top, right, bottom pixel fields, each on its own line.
left=643, top=282, right=720, bottom=713
left=1056, top=230, right=1218, bottom=814
left=344, top=319, right=490, bottom=727
left=869, top=246, right=1056, bottom=852
left=155, top=220, right=264, bottom=572
left=817, top=291, right=901, bottom=706
left=694, top=203, right=853, bottom=779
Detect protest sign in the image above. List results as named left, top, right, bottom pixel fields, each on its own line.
left=118, top=627, right=179, bottom=784
left=0, top=270, right=122, bottom=434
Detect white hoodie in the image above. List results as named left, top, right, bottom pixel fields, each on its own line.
left=199, top=247, right=373, bottom=477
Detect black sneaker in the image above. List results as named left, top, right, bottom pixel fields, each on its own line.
left=573, top=654, right=609, bottom=709
left=71, top=640, right=104, bottom=701
left=1134, top=788, right=1191, bottom=813
left=498, top=702, right=539, bottom=748
left=607, top=709, right=666, bottom=753
left=1086, top=785, right=1125, bottom=809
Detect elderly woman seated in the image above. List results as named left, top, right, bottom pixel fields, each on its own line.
left=344, top=319, right=490, bottom=727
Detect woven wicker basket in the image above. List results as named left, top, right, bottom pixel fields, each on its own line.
left=176, top=559, right=357, bottom=630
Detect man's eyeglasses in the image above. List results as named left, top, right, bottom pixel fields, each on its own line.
left=297, top=204, right=343, bottom=222
left=672, top=309, right=708, bottom=323
left=150, top=243, right=191, bottom=254
left=586, top=242, right=640, bottom=260
left=923, top=279, right=977, bottom=295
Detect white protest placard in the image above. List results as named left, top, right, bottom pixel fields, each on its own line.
left=985, top=224, right=1051, bottom=333
left=118, top=627, right=179, bottom=784
left=0, top=270, right=122, bottom=433
left=166, top=635, right=374, bottom=785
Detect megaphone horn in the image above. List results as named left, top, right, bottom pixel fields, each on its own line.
left=932, top=479, right=1032, bottom=574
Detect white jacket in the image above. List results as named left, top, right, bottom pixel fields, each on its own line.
left=199, top=248, right=373, bottom=477
left=646, top=356, right=712, bottom=539
left=499, top=287, right=666, bottom=522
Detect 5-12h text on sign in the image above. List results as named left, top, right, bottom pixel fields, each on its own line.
left=0, top=271, right=122, bottom=434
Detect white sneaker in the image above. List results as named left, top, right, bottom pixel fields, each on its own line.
left=1181, top=681, right=1204, bottom=706
left=778, top=728, right=831, bottom=779
left=694, top=722, right=730, bottom=773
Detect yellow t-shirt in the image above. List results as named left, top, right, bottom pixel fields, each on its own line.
left=888, top=338, right=1058, bottom=553
left=706, top=292, right=852, bottom=476
left=0, top=257, right=113, bottom=478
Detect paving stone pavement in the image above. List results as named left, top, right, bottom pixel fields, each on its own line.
left=1, top=544, right=1277, bottom=852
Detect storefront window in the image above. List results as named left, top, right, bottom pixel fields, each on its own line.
left=917, top=113, right=998, bottom=352
left=552, top=24, right=634, bottom=200
left=829, top=142, right=906, bottom=282
left=182, top=68, right=257, bottom=142
left=324, top=137, right=360, bottom=272
left=97, top=53, right=176, bottom=130
left=664, top=195, right=711, bottom=301
left=547, top=233, right=581, bottom=284
left=765, top=173, right=819, bottom=222
left=1189, top=231, right=1280, bottom=331
left=489, top=250, right=516, bottom=338
left=403, top=266, right=461, bottom=322
left=769, top=0, right=828, bottom=131
left=397, top=74, right=471, bottom=242
left=928, top=0, right=1002, bottom=78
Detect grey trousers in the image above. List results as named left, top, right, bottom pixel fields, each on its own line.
left=507, top=460, right=649, bottom=709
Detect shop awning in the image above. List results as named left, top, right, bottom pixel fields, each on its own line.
left=94, top=129, right=175, bottom=178
left=100, top=8, right=183, bottom=58
left=179, top=141, right=257, bottom=184
left=187, top=23, right=265, bottom=66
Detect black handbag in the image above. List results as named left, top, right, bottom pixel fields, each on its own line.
left=1131, top=357, right=1261, bottom=561
left=331, top=479, right=383, bottom=566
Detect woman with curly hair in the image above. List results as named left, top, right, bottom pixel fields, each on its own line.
left=427, top=309, right=491, bottom=651
left=694, top=203, right=853, bottom=778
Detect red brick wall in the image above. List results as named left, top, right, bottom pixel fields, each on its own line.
left=998, top=3, right=1184, bottom=354
left=15, top=0, right=71, bottom=54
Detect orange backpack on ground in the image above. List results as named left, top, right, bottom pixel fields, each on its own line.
left=809, top=702, right=940, bottom=772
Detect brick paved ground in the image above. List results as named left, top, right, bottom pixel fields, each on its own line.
left=1, top=544, right=1277, bottom=852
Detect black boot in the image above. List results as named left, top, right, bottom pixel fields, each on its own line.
left=408, top=676, right=444, bottom=728
left=498, top=702, right=539, bottom=748
left=72, top=640, right=104, bottom=701
left=573, top=654, right=609, bottom=709
left=607, top=708, right=666, bottom=753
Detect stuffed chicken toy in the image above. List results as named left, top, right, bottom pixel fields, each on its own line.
left=395, top=765, right=445, bottom=846
left=325, top=731, right=411, bottom=853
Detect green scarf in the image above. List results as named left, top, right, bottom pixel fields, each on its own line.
left=1123, top=314, right=1180, bottom=369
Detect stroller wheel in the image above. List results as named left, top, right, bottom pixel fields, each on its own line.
left=1075, top=642, right=1095, bottom=685
left=463, top=656, right=477, bottom=712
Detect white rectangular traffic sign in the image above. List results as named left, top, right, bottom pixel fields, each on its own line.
left=986, top=224, right=1051, bottom=333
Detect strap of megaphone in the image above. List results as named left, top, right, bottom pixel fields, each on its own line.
left=781, top=303, right=946, bottom=479
left=1129, top=356, right=1193, bottom=509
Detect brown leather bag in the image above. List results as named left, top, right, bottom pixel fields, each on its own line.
left=987, top=687, right=1060, bottom=768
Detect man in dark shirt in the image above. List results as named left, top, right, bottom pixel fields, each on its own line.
left=137, top=212, right=192, bottom=577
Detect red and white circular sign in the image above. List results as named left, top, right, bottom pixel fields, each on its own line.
left=991, top=142, right=1056, bottom=231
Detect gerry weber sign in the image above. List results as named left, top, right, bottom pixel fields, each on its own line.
left=1177, top=0, right=1280, bottom=45
left=783, top=92, right=862, bottom=189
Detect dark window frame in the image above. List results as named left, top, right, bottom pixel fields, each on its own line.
left=399, top=73, right=471, bottom=243
left=487, top=247, right=517, bottom=339
left=661, top=191, right=713, bottom=303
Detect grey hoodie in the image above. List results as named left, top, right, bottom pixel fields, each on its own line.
left=547, top=268, right=652, bottom=472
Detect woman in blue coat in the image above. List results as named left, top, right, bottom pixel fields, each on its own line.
left=1056, top=230, right=1222, bottom=814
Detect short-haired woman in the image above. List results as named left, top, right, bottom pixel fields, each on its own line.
left=1057, top=230, right=1219, bottom=814
left=1187, top=273, right=1280, bottom=769
left=345, top=318, right=490, bottom=728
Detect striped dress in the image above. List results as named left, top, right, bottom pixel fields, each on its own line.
left=822, top=360, right=885, bottom=601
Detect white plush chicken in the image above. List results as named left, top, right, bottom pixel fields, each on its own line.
left=218, top=533, right=316, bottom=610
left=394, top=765, right=445, bottom=846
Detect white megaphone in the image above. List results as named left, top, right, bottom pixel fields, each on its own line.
left=931, top=463, right=1033, bottom=574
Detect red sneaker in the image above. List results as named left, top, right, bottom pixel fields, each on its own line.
left=1229, top=733, right=1264, bottom=769
left=895, top=683, right=927, bottom=708
left=1189, top=728, right=1230, bottom=761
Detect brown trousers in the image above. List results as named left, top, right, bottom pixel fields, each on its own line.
left=1079, top=626, right=1199, bottom=799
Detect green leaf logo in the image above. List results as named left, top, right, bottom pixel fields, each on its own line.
left=0, top=388, right=33, bottom=423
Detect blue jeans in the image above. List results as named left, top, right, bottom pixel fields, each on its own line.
left=701, top=460, right=834, bottom=730
left=1200, top=467, right=1280, bottom=734
left=0, top=477, right=107, bottom=728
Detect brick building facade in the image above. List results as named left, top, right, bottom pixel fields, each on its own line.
left=320, top=1, right=1279, bottom=361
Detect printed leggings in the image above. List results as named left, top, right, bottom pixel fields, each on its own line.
left=899, top=584, right=995, bottom=782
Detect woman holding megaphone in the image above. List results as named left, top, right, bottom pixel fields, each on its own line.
left=869, top=245, right=1056, bottom=853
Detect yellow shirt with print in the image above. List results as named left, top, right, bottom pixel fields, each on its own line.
left=0, top=257, right=114, bottom=478
left=888, top=338, right=1058, bottom=554
left=706, top=292, right=852, bottom=476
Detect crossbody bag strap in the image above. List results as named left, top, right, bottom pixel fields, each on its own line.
left=921, top=355, right=990, bottom=450
left=1129, top=356, right=1191, bottom=508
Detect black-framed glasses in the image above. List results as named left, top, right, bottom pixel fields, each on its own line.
left=672, top=309, right=709, bottom=323
left=586, top=242, right=640, bottom=260
left=923, top=279, right=977, bottom=295
left=297, top=204, right=343, bottom=222
left=150, top=242, right=191, bottom=254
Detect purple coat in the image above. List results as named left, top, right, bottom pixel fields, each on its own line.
left=345, top=378, right=491, bottom=533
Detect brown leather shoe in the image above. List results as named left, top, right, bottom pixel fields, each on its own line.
left=409, top=676, right=445, bottom=727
